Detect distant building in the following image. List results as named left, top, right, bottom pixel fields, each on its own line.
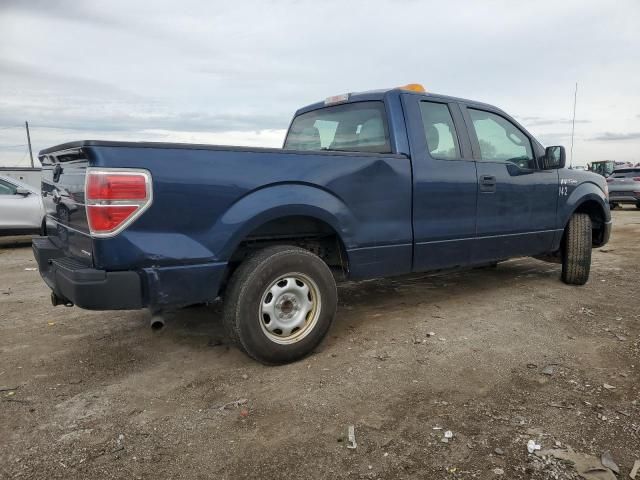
left=0, top=167, right=42, bottom=189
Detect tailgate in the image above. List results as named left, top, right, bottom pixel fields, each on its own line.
left=40, top=147, right=93, bottom=266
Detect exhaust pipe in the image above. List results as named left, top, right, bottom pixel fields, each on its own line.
left=150, top=314, right=165, bottom=331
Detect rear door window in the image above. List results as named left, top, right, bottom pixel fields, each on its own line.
left=284, top=101, right=391, bottom=154
left=419, top=101, right=461, bottom=160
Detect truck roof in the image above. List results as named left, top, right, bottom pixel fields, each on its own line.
left=295, top=86, right=502, bottom=116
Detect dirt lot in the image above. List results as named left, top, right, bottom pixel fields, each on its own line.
left=1, top=209, right=639, bottom=479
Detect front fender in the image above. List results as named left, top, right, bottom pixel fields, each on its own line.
left=209, top=183, right=357, bottom=261
left=559, top=181, right=609, bottom=229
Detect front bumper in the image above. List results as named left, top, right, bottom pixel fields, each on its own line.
left=32, top=237, right=144, bottom=310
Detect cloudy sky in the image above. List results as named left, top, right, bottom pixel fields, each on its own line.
left=1, top=0, right=639, bottom=167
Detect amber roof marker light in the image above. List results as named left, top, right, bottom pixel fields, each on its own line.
left=398, top=83, right=426, bottom=93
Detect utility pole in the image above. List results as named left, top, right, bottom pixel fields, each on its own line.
left=25, top=121, right=34, bottom=168
left=569, top=82, right=578, bottom=169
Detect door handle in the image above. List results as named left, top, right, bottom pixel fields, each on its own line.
left=480, top=175, right=496, bottom=192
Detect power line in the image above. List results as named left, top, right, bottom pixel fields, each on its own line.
left=18, top=149, right=29, bottom=166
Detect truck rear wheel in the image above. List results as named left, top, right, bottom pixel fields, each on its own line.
left=223, top=245, right=337, bottom=365
left=561, top=213, right=592, bottom=285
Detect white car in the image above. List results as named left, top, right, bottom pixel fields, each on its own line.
left=0, top=175, right=45, bottom=236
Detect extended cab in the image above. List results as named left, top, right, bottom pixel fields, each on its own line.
left=33, top=84, right=611, bottom=364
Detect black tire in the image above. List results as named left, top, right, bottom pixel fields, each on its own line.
left=635, top=202, right=640, bottom=209
left=609, top=202, right=618, bottom=210
left=222, top=245, right=337, bottom=365
left=561, top=213, right=592, bottom=285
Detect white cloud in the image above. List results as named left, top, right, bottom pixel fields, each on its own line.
left=1, top=0, right=639, bottom=166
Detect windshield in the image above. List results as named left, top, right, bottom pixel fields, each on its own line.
left=284, top=101, right=391, bottom=154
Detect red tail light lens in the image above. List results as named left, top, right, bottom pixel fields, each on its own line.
left=633, top=177, right=640, bottom=181
left=87, top=205, right=138, bottom=232
left=85, top=169, right=152, bottom=237
left=87, top=173, right=147, bottom=200
left=606, top=178, right=614, bottom=183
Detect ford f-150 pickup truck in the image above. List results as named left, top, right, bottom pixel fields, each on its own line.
left=33, top=84, right=611, bottom=364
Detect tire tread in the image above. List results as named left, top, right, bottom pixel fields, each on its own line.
left=561, top=213, right=592, bottom=285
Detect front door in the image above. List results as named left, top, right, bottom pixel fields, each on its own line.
left=463, top=106, right=559, bottom=263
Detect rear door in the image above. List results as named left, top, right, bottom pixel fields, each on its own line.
left=41, top=149, right=93, bottom=265
left=462, top=105, right=558, bottom=262
left=402, top=94, right=478, bottom=271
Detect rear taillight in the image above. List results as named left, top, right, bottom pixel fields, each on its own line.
left=606, top=178, right=614, bottom=183
left=633, top=177, right=640, bottom=181
left=85, top=169, right=152, bottom=237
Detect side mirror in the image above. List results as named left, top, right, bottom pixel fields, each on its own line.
left=543, top=146, right=566, bottom=170
left=15, top=187, right=31, bottom=196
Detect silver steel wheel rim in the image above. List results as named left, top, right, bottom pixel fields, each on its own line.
left=259, top=273, right=321, bottom=345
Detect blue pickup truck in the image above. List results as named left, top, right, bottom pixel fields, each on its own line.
left=33, top=84, right=611, bottom=364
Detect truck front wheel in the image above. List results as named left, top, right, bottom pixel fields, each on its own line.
left=223, top=245, right=337, bottom=365
left=561, top=213, right=592, bottom=285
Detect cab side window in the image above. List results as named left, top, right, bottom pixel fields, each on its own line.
left=468, top=108, right=535, bottom=169
left=284, top=101, right=391, bottom=154
left=0, top=180, right=17, bottom=195
left=419, top=101, right=461, bottom=160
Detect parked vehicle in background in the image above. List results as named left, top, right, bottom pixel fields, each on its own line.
left=588, top=160, right=636, bottom=177
left=588, top=161, right=616, bottom=177
left=32, top=84, right=611, bottom=364
left=0, top=175, right=45, bottom=236
left=607, top=168, right=640, bottom=209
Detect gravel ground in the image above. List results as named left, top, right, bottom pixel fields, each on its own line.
left=1, top=208, right=639, bottom=479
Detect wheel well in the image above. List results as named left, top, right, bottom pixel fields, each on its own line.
left=227, top=215, right=349, bottom=279
left=572, top=200, right=606, bottom=246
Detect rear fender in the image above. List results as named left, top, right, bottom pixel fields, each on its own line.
left=211, top=183, right=356, bottom=261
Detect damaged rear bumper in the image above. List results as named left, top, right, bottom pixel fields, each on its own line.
left=32, top=237, right=143, bottom=310
left=32, top=236, right=228, bottom=310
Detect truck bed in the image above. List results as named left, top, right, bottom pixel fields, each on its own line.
left=39, top=141, right=413, bottom=308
